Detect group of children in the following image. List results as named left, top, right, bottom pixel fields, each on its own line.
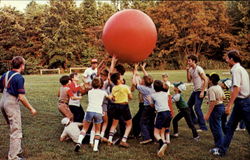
left=57, top=56, right=243, bottom=157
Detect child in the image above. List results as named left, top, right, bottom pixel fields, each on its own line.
left=162, top=73, right=174, bottom=118
left=68, top=73, right=87, bottom=122
left=132, top=63, right=155, bottom=144
left=58, top=76, right=74, bottom=120
left=204, top=74, right=225, bottom=152
left=60, top=117, right=83, bottom=143
left=108, top=73, right=133, bottom=148
left=172, top=82, right=199, bottom=140
left=220, top=78, right=232, bottom=134
left=75, top=78, right=110, bottom=152
left=149, top=80, right=172, bottom=157
left=162, top=73, right=171, bottom=95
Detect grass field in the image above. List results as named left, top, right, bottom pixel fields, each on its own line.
left=0, top=70, right=249, bottom=160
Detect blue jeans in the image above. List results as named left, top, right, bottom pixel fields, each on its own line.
left=140, top=105, right=156, bottom=140
left=188, top=91, right=207, bottom=130
left=219, top=98, right=250, bottom=154
left=209, top=104, right=225, bottom=148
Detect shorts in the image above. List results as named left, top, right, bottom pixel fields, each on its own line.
left=84, top=112, right=103, bottom=124
left=113, top=103, right=132, bottom=121
left=155, top=111, right=172, bottom=129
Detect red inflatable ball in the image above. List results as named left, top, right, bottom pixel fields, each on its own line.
left=102, top=9, right=157, bottom=63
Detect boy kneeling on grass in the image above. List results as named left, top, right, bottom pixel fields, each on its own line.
left=75, top=78, right=111, bottom=152
left=148, top=80, right=172, bottom=157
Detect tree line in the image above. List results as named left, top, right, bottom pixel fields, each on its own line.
left=0, top=0, right=249, bottom=74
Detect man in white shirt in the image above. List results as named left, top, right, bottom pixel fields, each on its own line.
left=186, top=55, right=208, bottom=131
left=211, top=50, right=250, bottom=156
left=83, top=59, right=98, bottom=84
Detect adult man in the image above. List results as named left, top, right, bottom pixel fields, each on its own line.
left=186, top=55, right=208, bottom=131
left=212, top=50, right=250, bottom=156
left=82, top=59, right=98, bottom=84
left=0, top=56, right=37, bottom=160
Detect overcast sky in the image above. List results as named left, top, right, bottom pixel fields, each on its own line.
left=0, top=0, right=109, bottom=12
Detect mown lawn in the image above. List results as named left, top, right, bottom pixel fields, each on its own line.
left=0, top=70, right=249, bottom=160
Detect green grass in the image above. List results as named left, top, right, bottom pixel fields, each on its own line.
left=0, top=70, right=249, bottom=160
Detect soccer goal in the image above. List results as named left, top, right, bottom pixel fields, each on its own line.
left=69, top=67, right=87, bottom=74
left=40, top=68, right=60, bottom=75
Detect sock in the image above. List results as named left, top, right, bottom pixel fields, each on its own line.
left=93, top=134, right=100, bottom=151
left=100, top=131, right=105, bottom=138
left=166, top=133, right=170, bottom=144
left=77, top=131, right=86, bottom=144
left=108, top=132, right=114, bottom=142
left=121, top=136, right=127, bottom=142
left=90, top=130, right=95, bottom=144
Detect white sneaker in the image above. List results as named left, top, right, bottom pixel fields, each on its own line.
left=209, top=147, right=219, bottom=153
left=157, top=144, right=167, bottom=157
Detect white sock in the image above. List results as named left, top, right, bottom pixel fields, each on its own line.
left=108, top=132, right=114, bottom=142
left=90, top=131, right=95, bottom=144
left=100, top=131, right=105, bottom=138
left=166, top=133, right=170, bottom=144
left=122, top=136, right=127, bottom=142
left=77, top=132, right=86, bottom=144
left=93, top=135, right=100, bottom=151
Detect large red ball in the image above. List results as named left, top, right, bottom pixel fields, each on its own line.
left=102, top=9, right=157, bottom=63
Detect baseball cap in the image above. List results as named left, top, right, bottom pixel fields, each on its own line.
left=173, top=82, right=186, bottom=92
left=91, top=59, right=98, bottom=63
left=61, top=117, right=70, bottom=125
left=221, top=78, right=232, bottom=89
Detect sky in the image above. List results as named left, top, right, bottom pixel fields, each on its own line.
left=0, top=0, right=108, bottom=12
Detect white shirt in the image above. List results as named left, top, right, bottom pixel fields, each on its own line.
left=189, top=66, right=205, bottom=91
left=60, top=122, right=82, bottom=143
left=231, top=63, right=250, bottom=98
left=150, top=91, right=170, bottom=112
left=83, top=67, right=97, bottom=83
left=87, top=89, right=108, bottom=114
left=208, top=85, right=225, bottom=104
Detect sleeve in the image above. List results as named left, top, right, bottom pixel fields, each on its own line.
left=231, top=69, right=241, bottom=87
left=126, top=85, right=131, bottom=94
left=136, top=85, right=146, bottom=94
left=208, top=88, right=216, bottom=101
left=197, top=66, right=205, bottom=75
left=172, top=94, right=180, bottom=103
left=60, top=128, right=68, bottom=138
left=66, top=88, right=74, bottom=97
left=83, top=68, right=89, bottom=77
left=17, top=76, right=25, bottom=94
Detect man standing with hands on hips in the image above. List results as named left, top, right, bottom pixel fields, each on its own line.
left=186, top=55, right=208, bottom=131
left=0, top=56, right=37, bottom=160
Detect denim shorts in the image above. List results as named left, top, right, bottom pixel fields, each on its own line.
left=84, top=112, right=103, bottom=124
left=155, top=111, right=172, bottom=129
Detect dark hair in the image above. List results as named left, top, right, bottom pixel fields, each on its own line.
left=92, top=78, right=102, bottom=89
left=11, top=56, right=25, bottom=69
left=143, top=75, right=153, bottom=87
left=206, top=74, right=210, bottom=79
left=60, top=75, right=70, bottom=85
left=69, top=72, right=78, bottom=80
left=110, top=73, right=121, bottom=85
left=115, top=64, right=125, bottom=75
left=101, top=69, right=109, bottom=77
left=153, top=80, right=163, bottom=92
left=227, top=50, right=241, bottom=63
left=210, top=74, right=220, bottom=85
left=187, top=55, right=198, bottom=63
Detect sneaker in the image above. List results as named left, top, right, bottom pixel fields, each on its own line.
left=157, top=144, right=167, bottom=157
left=93, top=147, right=98, bottom=152
left=101, top=137, right=109, bottom=143
left=212, top=150, right=223, bottom=156
left=140, top=139, right=153, bottom=145
left=74, top=143, right=81, bottom=152
left=209, top=148, right=219, bottom=153
left=17, top=157, right=26, bottom=160
left=107, top=141, right=113, bottom=146
left=119, top=141, right=129, bottom=148
left=197, top=129, right=203, bottom=132
left=193, top=136, right=200, bottom=141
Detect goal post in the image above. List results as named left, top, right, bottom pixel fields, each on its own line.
left=69, top=67, right=87, bottom=74
left=40, top=68, right=60, bottom=75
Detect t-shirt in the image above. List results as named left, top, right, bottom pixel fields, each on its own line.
left=60, top=122, right=82, bottom=143
left=59, top=86, right=70, bottom=103
left=112, top=84, right=131, bottom=104
left=208, top=85, right=225, bottom=105
left=172, top=93, right=188, bottom=109
left=189, top=66, right=205, bottom=91
left=150, top=91, right=170, bottom=112
left=164, top=81, right=171, bottom=95
left=87, top=89, right=108, bottom=114
left=0, top=71, right=25, bottom=97
left=231, top=63, right=250, bottom=98
left=68, top=83, right=82, bottom=107
left=136, top=84, right=155, bottom=106
left=83, top=67, right=97, bottom=83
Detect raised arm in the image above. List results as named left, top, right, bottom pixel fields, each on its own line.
left=141, top=62, right=148, bottom=76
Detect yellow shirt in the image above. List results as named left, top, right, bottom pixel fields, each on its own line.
left=112, top=84, right=131, bottom=103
